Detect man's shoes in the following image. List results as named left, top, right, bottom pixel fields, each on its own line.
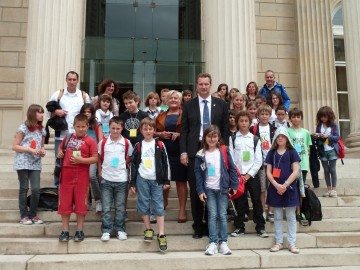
left=192, top=232, right=203, bottom=239
left=257, top=230, right=269, bottom=238
left=74, top=230, right=85, bottom=242
left=144, top=229, right=154, bottom=242
left=59, top=231, right=69, bottom=242
left=230, top=228, right=245, bottom=237
left=157, top=234, right=168, bottom=252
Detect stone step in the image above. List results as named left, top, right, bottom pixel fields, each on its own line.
left=0, top=209, right=193, bottom=222
left=1, top=232, right=360, bottom=256
left=1, top=248, right=359, bottom=270
left=1, top=218, right=360, bottom=238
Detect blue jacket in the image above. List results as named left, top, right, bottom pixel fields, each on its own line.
left=194, top=147, right=239, bottom=195
left=315, top=123, right=340, bottom=154
left=259, top=82, right=291, bottom=111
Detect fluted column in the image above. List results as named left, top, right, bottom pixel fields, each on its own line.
left=343, top=0, right=360, bottom=150
left=23, top=0, right=86, bottom=112
left=296, top=0, right=337, bottom=130
left=201, top=0, right=257, bottom=91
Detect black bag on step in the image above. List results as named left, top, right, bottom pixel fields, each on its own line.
left=301, top=185, right=322, bottom=225
left=27, top=187, right=58, bottom=211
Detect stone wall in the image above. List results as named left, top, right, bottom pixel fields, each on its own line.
left=255, top=0, right=298, bottom=108
left=0, top=0, right=28, bottom=147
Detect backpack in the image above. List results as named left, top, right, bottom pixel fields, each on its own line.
left=250, top=123, right=276, bottom=143
left=219, top=145, right=244, bottom=200
left=27, top=187, right=58, bottom=211
left=54, top=133, right=72, bottom=178
left=57, top=89, right=87, bottom=104
left=332, top=126, right=345, bottom=164
left=100, top=137, right=130, bottom=164
left=300, top=184, right=322, bottom=225
left=137, top=139, right=163, bottom=156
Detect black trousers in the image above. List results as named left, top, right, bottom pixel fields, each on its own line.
left=188, top=157, right=207, bottom=234
left=233, top=173, right=265, bottom=232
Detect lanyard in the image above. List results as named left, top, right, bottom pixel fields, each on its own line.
left=273, top=150, right=285, bottom=169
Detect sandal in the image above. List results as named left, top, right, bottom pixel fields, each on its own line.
left=270, top=243, right=283, bottom=252
left=288, top=244, right=300, bottom=254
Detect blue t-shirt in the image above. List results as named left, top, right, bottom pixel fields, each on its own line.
left=265, top=148, right=301, bottom=207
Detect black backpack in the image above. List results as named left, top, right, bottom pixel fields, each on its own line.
left=27, top=187, right=58, bottom=211
left=301, top=185, right=322, bottom=225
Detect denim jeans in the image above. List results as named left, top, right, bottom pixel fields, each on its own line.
left=205, top=188, right=229, bottom=244
left=17, top=170, right=41, bottom=219
left=320, top=149, right=338, bottom=188
left=54, top=139, right=62, bottom=187
left=89, top=163, right=101, bottom=201
left=136, top=175, right=164, bottom=216
left=273, top=206, right=296, bottom=246
left=100, top=179, right=128, bottom=233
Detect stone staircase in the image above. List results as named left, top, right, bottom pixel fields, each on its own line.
left=1, top=149, right=360, bottom=270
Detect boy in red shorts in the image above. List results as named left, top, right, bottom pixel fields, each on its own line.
left=57, top=114, right=98, bottom=242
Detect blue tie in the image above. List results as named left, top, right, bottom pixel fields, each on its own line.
left=203, top=100, right=210, bottom=131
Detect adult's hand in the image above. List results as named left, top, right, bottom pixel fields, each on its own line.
left=180, top=153, right=188, bottom=166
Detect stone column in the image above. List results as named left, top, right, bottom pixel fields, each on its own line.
left=23, top=0, right=86, bottom=112
left=296, top=0, right=338, bottom=130
left=201, top=0, right=257, bottom=91
left=343, top=0, right=360, bottom=151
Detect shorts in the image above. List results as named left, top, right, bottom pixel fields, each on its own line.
left=257, top=166, right=268, bottom=192
left=58, top=167, right=89, bottom=215
left=136, top=174, right=164, bottom=216
left=319, top=149, right=338, bottom=161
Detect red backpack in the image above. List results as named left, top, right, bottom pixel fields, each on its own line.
left=332, top=126, right=345, bottom=164
left=100, top=137, right=130, bottom=164
left=219, top=145, right=244, bottom=200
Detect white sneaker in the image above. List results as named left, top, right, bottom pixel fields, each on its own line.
left=219, top=242, right=232, bottom=255
left=101, top=232, right=110, bottom=241
left=329, top=190, right=337, bottom=198
left=204, top=242, right=218, bottom=255
left=117, top=231, right=127, bottom=240
left=96, top=200, right=102, bottom=213
left=323, top=190, right=331, bottom=197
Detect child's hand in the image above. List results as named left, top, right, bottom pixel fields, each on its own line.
left=130, top=187, right=136, bottom=193
left=228, top=188, right=237, bottom=196
left=57, top=150, right=64, bottom=159
left=320, top=133, right=328, bottom=139
left=40, top=147, right=46, bottom=157
left=163, top=184, right=170, bottom=190
left=199, top=193, right=207, bottom=202
left=70, top=155, right=82, bottom=164
left=276, top=183, right=286, bottom=195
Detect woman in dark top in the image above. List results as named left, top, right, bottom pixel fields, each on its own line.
left=155, top=90, right=188, bottom=223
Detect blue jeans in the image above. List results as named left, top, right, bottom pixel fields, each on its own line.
left=273, top=206, right=297, bottom=246
left=136, top=175, right=164, bottom=216
left=320, top=150, right=338, bottom=188
left=100, top=179, right=128, bottom=233
left=17, top=170, right=41, bottom=219
left=206, top=188, right=229, bottom=244
left=54, top=139, right=62, bottom=187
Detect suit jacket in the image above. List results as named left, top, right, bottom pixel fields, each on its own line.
left=180, top=96, right=229, bottom=158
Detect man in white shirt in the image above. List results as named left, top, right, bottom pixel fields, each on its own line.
left=48, top=71, right=90, bottom=187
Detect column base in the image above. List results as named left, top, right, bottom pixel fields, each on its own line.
left=345, top=132, right=360, bottom=158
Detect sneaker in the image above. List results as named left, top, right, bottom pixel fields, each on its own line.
left=230, top=228, right=245, bottom=237
left=101, top=232, right=110, bottom=241
left=329, top=190, right=337, bottom=198
left=270, top=243, right=283, bottom=252
left=144, top=229, right=154, bottom=242
left=204, top=242, right=218, bottom=255
left=31, top=216, right=43, bottom=224
left=323, top=190, right=331, bottom=197
left=219, top=242, right=232, bottom=255
left=150, top=214, right=157, bottom=224
left=267, top=213, right=274, bottom=223
left=257, top=230, right=269, bottom=238
left=117, top=231, right=127, bottom=240
left=288, top=244, right=300, bottom=254
left=20, top=217, right=33, bottom=225
left=157, top=234, right=168, bottom=252
left=59, top=231, right=69, bottom=242
left=95, top=200, right=102, bottom=213
left=74, top=230, right=85, bottom=242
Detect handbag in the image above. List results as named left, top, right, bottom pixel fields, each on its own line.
left=219, top=145, right=245, bottom=200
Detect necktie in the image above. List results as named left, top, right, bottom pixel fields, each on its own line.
left=203, top=100, right=210, bottom=131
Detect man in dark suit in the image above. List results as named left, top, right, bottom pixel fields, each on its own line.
left=180, top=73, right=229, bottom=239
